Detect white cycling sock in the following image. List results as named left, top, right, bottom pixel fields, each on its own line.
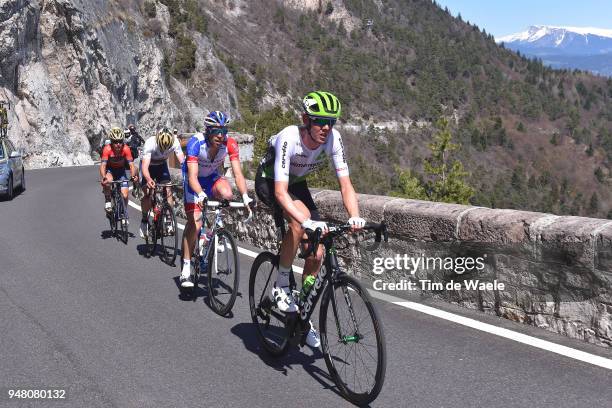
left=181, top=259, right=191, bottom=278
left=276, top=264, right=291, bottom=288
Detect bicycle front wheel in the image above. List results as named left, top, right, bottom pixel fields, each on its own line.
left=248, top=252, right=289, bottom=356
left=117, top=197, right=128, bottom=244
left=319, top=274, right=386, bottom=405
left=108, top=198, right=117, bottom=235
left=145, top=208, right=158, bottom=258
left=207, top=229, right=239, bottom=316
left=160, top=204, right=178, bottom=266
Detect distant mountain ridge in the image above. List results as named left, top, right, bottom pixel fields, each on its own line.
left=498, top=25, right=612, bottom=55
left=497, top=25, right=612, bottom=75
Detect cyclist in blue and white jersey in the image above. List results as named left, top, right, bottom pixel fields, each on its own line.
left=179, top=111, right=253, bottom=288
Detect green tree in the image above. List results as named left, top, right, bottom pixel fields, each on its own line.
left=422, top=118, right=475, bottom=204
left=390, top=166, right=427, bottom=200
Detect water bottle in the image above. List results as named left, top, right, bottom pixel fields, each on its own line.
left=300, top=275, right=316, bottom=301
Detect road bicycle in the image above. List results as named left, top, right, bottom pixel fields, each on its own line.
left=249, top=218, right=388, bottom=405
left=190, top=199, right=252, bottom=316
left=107, top=180, right=130, bottom=243
left=144, top=182, right=179, bottom=265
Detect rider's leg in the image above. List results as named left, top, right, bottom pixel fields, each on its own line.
left=180, top=211, right=202, bottom=280
left=211, top=177, right=233, bottom=200
left=141, top=186, right=152, bottom=214
left=278, top=200, right=310, bottom=273
left=103, top=172, right=113, bottom=211
left=180, top=175, right=207, bottom=285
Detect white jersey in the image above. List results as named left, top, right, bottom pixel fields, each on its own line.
left=260, top=125, right=349, bottom=184
left=142, top=136, right=183, bottom=165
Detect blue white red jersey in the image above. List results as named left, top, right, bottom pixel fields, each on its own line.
left=182, top=132, right=240, bottom=177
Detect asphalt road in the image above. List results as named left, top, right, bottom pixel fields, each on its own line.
left=1, top=166, right=611, bottom=407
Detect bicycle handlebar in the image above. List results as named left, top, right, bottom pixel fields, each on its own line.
left=298, top=222, right=388, bottom=259
left=151, top=182, right=179, bottom=190
left=195, top=199, right=255, bottom=223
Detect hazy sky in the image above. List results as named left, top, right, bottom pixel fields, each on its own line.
left=435, top=0, right=612, bottom=38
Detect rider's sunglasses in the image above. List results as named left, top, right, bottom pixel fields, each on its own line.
left=309, top=117, right=336, bottom=127
left=208, top=128, right=229, bottom=136
left=111, top=140, right=123, bottom=145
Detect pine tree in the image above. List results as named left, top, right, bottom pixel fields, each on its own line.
left=390, top=167, right=427, bottom=200
left=423, top=118, right=475, bottom=204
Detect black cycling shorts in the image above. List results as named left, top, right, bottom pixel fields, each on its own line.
left=255, top=165, right=320, bottom=221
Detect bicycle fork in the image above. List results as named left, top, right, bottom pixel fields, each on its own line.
left=328, top=256, right=362, bottom=345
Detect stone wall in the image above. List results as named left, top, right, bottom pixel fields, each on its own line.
left=167, top=169, right=612, bottom=347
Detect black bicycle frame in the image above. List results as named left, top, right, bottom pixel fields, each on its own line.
left=111, top=181, right=128, bottom=220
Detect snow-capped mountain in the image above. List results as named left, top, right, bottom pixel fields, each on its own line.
left=496, top=26, right=612, bottom=76
left=497, top=25, right=612, bottom=55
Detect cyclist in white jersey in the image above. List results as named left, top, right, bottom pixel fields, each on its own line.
left=255, top=91, right=365, bottom=348
left=138, top=129, right=185, bottom=238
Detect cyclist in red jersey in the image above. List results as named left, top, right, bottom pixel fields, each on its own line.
left=100, top=127, right=138, bottom=221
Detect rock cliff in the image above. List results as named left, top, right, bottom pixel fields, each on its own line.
left=0, top=0, right=237, bottom=168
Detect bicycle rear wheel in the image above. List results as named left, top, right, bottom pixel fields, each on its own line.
left=207, top=229, right=239, bottom=316
left=160, top=203, right=178, bottom=266
left=248, top=252, right=290, bottom=356
left=319, top=274, right=386, bottom=405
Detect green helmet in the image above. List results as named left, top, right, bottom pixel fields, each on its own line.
left=302, top=91, right=341, bottom=119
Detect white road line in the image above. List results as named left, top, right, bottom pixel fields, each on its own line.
left=127, top=198, right=612, bottom=371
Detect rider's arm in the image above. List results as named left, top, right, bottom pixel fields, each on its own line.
left=129, top=161, right=137, bottom=179
left=185, top=136, right=204, bottom=195
left=331, top=130, right=356, bottom=216
left=338, top=176, right=359, bottom=218
left=100, top=146, right=110, bottom=181
left=230, top=159, right=248, bottom=196
left=123, top=145, right=137, bottom=179
left=141, top=156, right=152, bottom=184
left=226, top=137, right=247, bottom=196
left=187, top=161, right=203, bottom=195
left=99, top=162, right=107, bottom=180
left=172, top=138, right=185, bottom=165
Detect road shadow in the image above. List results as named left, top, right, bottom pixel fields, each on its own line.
left=137, top=242, right=180, bottom=267
left=136, top=243, right=150, bottom=258
left=172, top=275, right=235, bottom=318
left=230, top=323, right=345, bottom=402
left=99, top=229, right=134, bottom=243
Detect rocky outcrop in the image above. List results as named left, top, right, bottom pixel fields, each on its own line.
left=0, top=0, right=238, bottom=168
